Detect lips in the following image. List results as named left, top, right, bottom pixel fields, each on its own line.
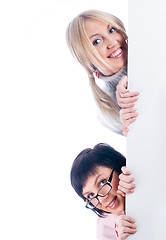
left=107, top=196, right=117, bottom=209
left=107, top=47, right=123, bottom=59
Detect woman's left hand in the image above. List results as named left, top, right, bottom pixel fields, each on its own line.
left=117, top=166, right=135, bottom=197
left=115, top=214, right=137, bottom=240
left=120, top=108, right=138, bottom=136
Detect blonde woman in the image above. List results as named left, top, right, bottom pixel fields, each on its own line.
left=66, top=10, right=139, bottom=135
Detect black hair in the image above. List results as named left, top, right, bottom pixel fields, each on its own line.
left=70, top=143, right=126, bottom=217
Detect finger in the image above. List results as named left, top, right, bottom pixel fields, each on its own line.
left=120, top=91, right=139, bottom=98
left=120, top=108, right=137, bottom=114
left=118, top=183, right=136, bottom=193
left=120, top=112, right=139, bottom=121
left=116, top=211, right=125, bottom=216
left=118, top=233, right=130, bottom=240
left=120, top=108, right=138, bottom=116
left=119, top=226, right=137, bottom=234
left=117, top=83, right=129, bottom=93
left=120, top=118, right=136, bottom=129
left=119, top=173, right=135, bottom=183
left=123, top=128, right=129, bottom=136
left=121, top=166, right=131, bottom=175
left=116, top=87, right=129, bottom=98
left=117, top=215, right=136, bottom=224
left=117, top=189, right=126, bottom=197
left=119, top=75, right=128, bottom=88
left=118, top=96, right=139, bottom=104
left=116, top=76, right=128, bottom=93
left=118, top=227, right=137, bottom=237
left=118, top=102, right=135, bottom=108
left=118, top=185, right=135, bottom=194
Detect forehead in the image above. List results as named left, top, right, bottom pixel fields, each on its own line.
left=84, top=18, right=109, bottom=37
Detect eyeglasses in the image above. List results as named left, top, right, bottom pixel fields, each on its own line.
left=85, top=169, right=114, bottom=209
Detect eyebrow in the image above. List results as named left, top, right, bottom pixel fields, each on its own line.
left=83, top=173, right=103, bottom=196
left=107, top=24, right=111, bottom=30
left=89, top=33, right=100, bottom=39
left=89, top=24, right=111, bottom=39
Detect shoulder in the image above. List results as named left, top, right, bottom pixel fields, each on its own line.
left=97, top=213, right=118, bottom=227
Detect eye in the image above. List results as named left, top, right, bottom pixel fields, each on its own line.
left=99, top=179, right=107, bottom=186
left=93, top=37, right=102, bottom=46
left=87, top=193, right=94, bottom=199
left=109, top=27, right=116, bottom=34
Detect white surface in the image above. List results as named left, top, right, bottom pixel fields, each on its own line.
left=0, top=0, right=127, bottom=239
left=127, top=0, right=166, bottom=239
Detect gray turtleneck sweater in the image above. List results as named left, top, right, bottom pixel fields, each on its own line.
left=96, top=66, right=127, bottom=135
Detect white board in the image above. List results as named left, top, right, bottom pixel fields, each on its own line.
left=127, top=0, right=166, bottom=239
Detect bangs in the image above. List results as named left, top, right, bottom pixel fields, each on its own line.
left=80, top=12, right=127, bottom=73
left=70, top=148, right=98, bottom=200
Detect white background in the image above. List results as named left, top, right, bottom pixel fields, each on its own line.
left=0, top=0, right=127, bottom=239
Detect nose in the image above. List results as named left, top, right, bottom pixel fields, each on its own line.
left=106, top=38, right=117, bottom=49
left=98, top=193, right=110, bottom=205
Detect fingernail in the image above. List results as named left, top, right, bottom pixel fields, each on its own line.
left=135, top=112, right=139, bottom=116
left=131, top=118, right=136, bottom=122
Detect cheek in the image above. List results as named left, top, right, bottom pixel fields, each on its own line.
left=96, top=46, right=105, bottom=57
left=117, top=195, right=125, bottom=211
left=117, top=33, right=124, bottom=41
left=111, top=175, right=120, bottom=192
left=116, top=34, right=127, bottom=47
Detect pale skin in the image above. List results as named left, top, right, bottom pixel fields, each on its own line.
left=83, top=166, right=137, bottom=239
left=84, top=19, right=128, bottom=76
left=116, top=167, right=137, bottom=240
left=116, top=76, right=139, bottom=136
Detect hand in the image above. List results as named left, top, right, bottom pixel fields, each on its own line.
left=116, top=76, right=139, bottom=136
left=120, top=108, right=138, bottom=136
left=116, top=76, right=139, bottom=108
left=117, top=166, right=135, bottom=197
left=115, top=214, right=137, bottom=240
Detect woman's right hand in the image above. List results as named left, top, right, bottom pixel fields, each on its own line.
left=116, top=76, right=139, bottom=136
left=115, top=214, right=137, bottom=240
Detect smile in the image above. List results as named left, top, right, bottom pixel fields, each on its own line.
left=107, top=196, right=117, bottom=209
left=107, top=47, right=123, bottom=59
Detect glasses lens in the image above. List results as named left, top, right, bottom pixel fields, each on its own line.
left=86, top=197, right=99, bottom=209
left=98, top=184, right=112, bottom=196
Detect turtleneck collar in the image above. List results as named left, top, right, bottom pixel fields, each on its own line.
left=100, top=66, right=127, bottom=83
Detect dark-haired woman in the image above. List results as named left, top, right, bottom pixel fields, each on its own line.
left=71, top=143, right=137, bottom=239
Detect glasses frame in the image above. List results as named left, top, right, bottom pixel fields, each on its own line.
left=85, top=168, right=114, bottom=209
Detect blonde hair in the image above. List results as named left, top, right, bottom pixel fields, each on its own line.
left=66, top=10, right=128, bottom=123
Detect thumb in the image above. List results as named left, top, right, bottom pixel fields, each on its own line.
left=120, top=75, right=128, bottom=89
left=116, top=210, right=125, bottom=216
